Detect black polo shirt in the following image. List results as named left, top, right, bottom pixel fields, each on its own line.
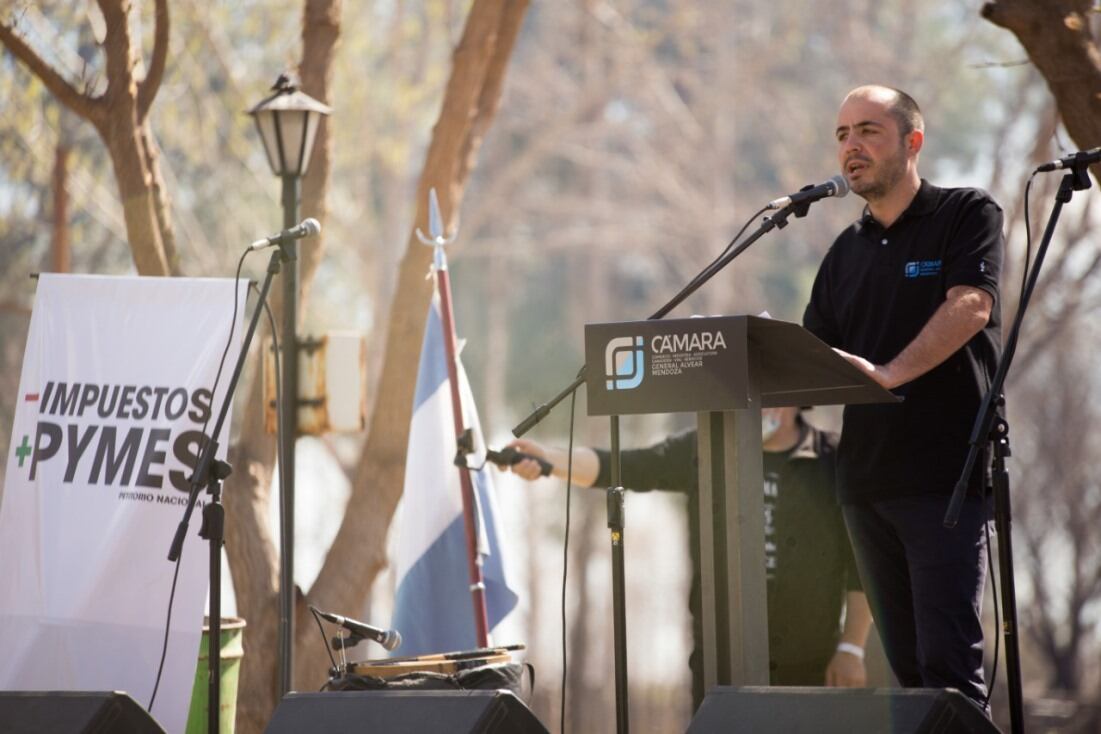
left=802, top=179, right=1004, bottom=504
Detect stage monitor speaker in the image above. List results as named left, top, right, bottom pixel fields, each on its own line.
left=264, top=690, right=549, bottom=734
left=686, top=687, right=999, bottom=734
left=0, top=691, right=166, bottom=734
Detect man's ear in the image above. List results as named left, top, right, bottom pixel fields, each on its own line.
left=908, top=129, right=925, bottom=156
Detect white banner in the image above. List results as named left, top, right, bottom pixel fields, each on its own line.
left=0, top=274, right=247, bottom=734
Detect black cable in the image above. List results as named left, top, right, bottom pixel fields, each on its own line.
left=980, top=168, right=1043, bottom=713
left=662, top=205, right=771, bottom=315
left=308, top=605, right=339, bottom=673
left=982, top=171, right=1040, bottom=712
left=709, top=205, right=774, bottom=273
left=149, top=247, right=252, bottom=712
left=147, top=553, right=184, bottom=712
left=559, top=388, right=578, bottom=734
left=1021, top=173, right=1036, bottom=300
left=983, top=492, right=999, bottom=712
left=550, top=202, right=766, bottom=730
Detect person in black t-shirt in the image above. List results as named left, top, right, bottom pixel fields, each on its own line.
left=802, top=85, right=1003, bottom=709
left=506, top=407, right=872, bottom=709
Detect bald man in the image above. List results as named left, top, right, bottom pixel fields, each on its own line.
left=803, top=85, right=1004, bottom=710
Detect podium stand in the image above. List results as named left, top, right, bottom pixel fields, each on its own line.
left=584, top=315, right=898, bottom=691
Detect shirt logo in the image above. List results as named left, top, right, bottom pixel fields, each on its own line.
left=904, top=259, right=942, bottom=278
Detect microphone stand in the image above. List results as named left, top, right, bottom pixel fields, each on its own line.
left=512, top=201, right=807, bottom=438
left=943, top=163, right=1092, bottom=734
left=167, top=245, right=289, bottom=734
left=513, top=199, right=811, bottom=734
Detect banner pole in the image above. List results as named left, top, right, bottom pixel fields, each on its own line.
left=417, top=188, right=490, bottom=646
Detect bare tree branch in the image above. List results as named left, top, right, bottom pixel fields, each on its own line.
left=137, top=0, right=169, bottom=121
left=982, top=0, right=1101, bottom=184
left=456, top=2, right=528, bottom=185
left=0, top=21, right=101, bottom=122
left=96, top=0, right=133, bottom=113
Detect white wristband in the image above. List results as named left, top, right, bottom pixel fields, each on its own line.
left=836, top=642, right=865, bottom=659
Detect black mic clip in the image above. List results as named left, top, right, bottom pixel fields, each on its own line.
left=790, top=184, right=815, bottom=219
left=1070, top=163, right=1092, bottom=193
left=763, top=184, right=819, bottom=232
left=455, top=427, right=553, bottom=476
left=454, top=427, right=477, bottom=468
left=1036, top=149, right=1098, bottom=193
left=330, top=632, right=367, bottom=650
left=763, top=200, right=801, bottom=232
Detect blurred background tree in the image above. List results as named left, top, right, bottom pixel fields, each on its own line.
left=3, top=1, right=1101, bottom=732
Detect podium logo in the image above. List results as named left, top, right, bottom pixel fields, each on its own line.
left=605, top=336, right=645, bottom=390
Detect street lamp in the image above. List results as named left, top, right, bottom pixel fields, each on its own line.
left=248, top=73, right=330, bottom=697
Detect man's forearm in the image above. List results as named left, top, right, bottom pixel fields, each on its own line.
left=547, top=446, right=600, bottom=488
left=835, top=285, right=992, bottom=390
left=841, top=591, right=873, bottom=647
left=881, top=285, right=992, bottom=388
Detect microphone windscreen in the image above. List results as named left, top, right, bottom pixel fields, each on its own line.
left=829, top=174, right=850, bottom=199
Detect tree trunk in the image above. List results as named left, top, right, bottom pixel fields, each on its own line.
left=0, top=0, right=174, bottom=276
left=303, top=0, right=529, bottom=683
left=292, top=0, right=343, bottom=688
left=100, top=121, right=171, bottom=275
left=138, top=125, right=180, bottom=274
left=94, top=0, right=172, bottom=275
left=982, top=0, right=1101, bottom=181
left=50, top=137, right=71, bottom=274
left=297, top=0, right=341, bottom=308
left=223, top=415, right=281, bottom=733
left=228, top=2, right=529, bottom=730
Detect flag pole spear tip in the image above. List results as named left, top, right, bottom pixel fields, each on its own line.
left=416, top=187, right=458, bottom=247
left=428, top=188, right=445, bottom=241
left=416, top=187, right=457, bottom=271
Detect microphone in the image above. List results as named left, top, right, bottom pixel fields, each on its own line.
left=1035, top=148, right=1101, bottom=173
left=249, top=218, right=321, bottom=250
left=316, top=609, right=402, bottom=651
left=767, top=175, right=850, bottom=210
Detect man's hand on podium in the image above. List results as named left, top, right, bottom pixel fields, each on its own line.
left=832, top=347, right=899, bottom=390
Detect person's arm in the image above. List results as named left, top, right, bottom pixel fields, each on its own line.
left=824, top=591, right=873, bottom=687
left=505, top=438, right=600, bottom=488
left=833, top=284, right=992, bottom=390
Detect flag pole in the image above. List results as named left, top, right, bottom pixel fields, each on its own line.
left=417, top=188, right=490, bottom=647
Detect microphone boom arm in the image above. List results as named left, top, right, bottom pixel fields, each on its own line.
left=513, top=202, right=800, bottom=437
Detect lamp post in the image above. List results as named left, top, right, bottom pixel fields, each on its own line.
left=248, top=73, right=331, bottom=696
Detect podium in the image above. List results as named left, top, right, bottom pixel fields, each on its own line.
left=584, top=315, right=897, bottom=691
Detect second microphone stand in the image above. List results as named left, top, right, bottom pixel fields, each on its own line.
left=167, top=245, right=290, bottom=734
left=944, top=162, right=1093, bottom=734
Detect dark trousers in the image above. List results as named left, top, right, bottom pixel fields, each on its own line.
left=842, top=495, right=990, bottom=708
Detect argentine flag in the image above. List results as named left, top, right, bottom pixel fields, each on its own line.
left=391, top=299, right=518, bottom=655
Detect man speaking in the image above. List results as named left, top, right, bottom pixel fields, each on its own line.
left=802, top=85, right=1004, bottom=710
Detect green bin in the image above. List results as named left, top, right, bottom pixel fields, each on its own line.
left=186, top=616, right=246, bottom=734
